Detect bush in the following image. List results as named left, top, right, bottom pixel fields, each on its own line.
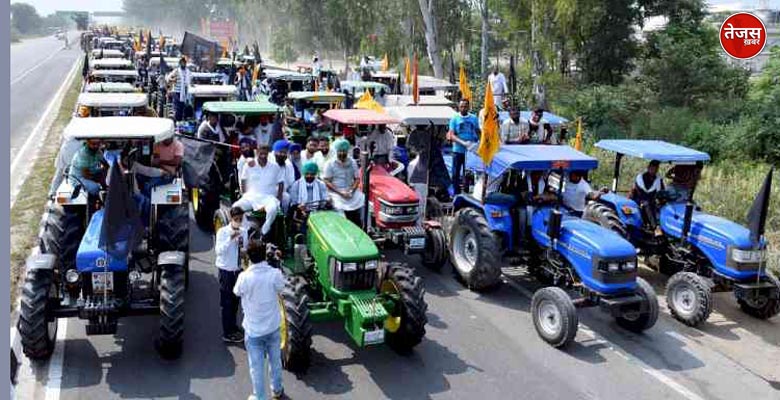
left=628, top=107, right=697, bottom=142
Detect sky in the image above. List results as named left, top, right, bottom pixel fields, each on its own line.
left=10, top=0, right=780, bottom=17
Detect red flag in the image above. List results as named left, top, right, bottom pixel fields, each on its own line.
left=412, top=53, right=419, bottom=105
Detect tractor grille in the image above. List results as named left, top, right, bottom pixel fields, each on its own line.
left=335, top=269, right=378, bottom=292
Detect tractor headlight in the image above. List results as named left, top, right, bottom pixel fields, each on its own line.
left=342, top=262, right=358, bottom=272
left=598, top=259, right=637, bottom=274
left=65, top=269, right=80, bottom=284
left=623, top=260, right=637, bottom=271
left=731, top=248, right=764, bottom=263
left=608, top=262, right=620, bottom=272
left=365, top=260, right=378, bottom=270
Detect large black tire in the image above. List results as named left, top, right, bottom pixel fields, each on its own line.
left=736, top=275, right=780, bottom=320
left=666, top=272, right=712, bottom=327
left=39, top=203, right=85, bottom=272
left=194, top=190, right=219, bottom=233
left=18, top=269, right=58, bottom=360
left=157, top=203, right=190, bottom=289
left=531, top=286, right=578, bottom=348
left=616, top=278, right=659, bottom=333
left=158, top=265, right=185, bottom=359
left=421, top=227, right=447, bottom=271
left=449, top=208, right=502, bottom=291
left=280, top=276, right=312, bottom=373
left=382, top=263, right=428, bottom=354
left=583, top=202, right=628, bottom=238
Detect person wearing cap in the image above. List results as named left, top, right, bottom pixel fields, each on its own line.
left=166, top=56, right=191, bottom=121
left=233, top=144, right=284, bottom=240
left=323, top=139, right=364, bottom=226
left=270, top=139, right=296, bottom=212
left=289, top=161, right=329, bottom=235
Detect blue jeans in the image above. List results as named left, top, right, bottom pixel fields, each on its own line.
left=451, top=152, right=466, bottom=194
left=245, top=329, right=283, bottom=399
left=73, top=177, right=101, bottom=195
left=173, top=96, right=185, bottom=121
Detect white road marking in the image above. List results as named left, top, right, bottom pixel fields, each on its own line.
left=10, top=57, right=80, bottom=208
left=10, top=46, right=66, bottom=87
left=501, top=276, right=705, bottom=400
left=44, top=319, right=69, bottom=400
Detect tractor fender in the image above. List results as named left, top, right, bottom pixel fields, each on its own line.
left=598, top=193, right=642, bottom=228
left=26, top=253, right=57, bottom=271
left=158, top=251, right=186, bottom=269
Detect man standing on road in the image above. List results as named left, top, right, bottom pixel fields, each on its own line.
left=214, top=207, right=248, bottom=343
left=233, top=239, right=286, bottom=400
left=447, top=99, right=480, bottom=194
left=166, top=57, right=191, bottom=121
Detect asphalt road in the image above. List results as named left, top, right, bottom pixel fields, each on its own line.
left=10, top=32, right=82, bottom=159
left=10, top=209, right=775, bottom=400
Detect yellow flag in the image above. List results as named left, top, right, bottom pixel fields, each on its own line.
left=221, top=41, right=228, bottom=58
left=382, top=53, right=389, bottom=72
left=459, top=63, right=471, bottom=101
left=252, top=63, right=260, bottom=85
left=404, top=57, right=411, bottom=85
left=159, top=34, right=165, bottom=50
left=355, top=90, right=385, bottom=112
left=477, top=80, right=500, bottom=165
left=574, top=117, right=583, bottom=151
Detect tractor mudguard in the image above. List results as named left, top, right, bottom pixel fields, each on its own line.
left=598, top=193, right=642, bottom=228
left=158, top=251, right=187, bottom=269
left=660, top=203, right=761, bottom=280
left=531, top=207, right=638, bottom=294
left=26, top=253, right=57, bottom=271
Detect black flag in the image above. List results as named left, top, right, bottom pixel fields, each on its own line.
left=747, top=167, right=773, bottom=244
left=82, top=52, right=89, bottom=79
left=179, top=136, right=217, bottom=188
left=509, top=55, right=517, bottom=106
left=99, top=160, right=143, bottom=259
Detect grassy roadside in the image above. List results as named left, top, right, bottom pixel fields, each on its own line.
left=9, top=72, right=82, bottom=312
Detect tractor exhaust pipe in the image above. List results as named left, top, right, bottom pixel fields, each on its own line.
left=360, top=149, right=372, bottom=231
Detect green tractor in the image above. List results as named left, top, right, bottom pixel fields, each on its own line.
left=274, top=209, right=428, bottom=372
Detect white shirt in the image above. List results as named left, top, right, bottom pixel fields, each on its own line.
left=233, top=261, right=286, bottom=337
left=197, top=120, right=225, bottom=142
left=254, top=124, right=272, bottom=147
left=214, top=225, right=248, bottom=271
left=301, top=149, right=324, bottom=167
left=166, top=67, right=192, bottom=101
left=488, top=72, right=508, bottom=96
left=358, top=129, right=395, bottom=157
left=563, top=178, right=593, bottom=212
left=269, top=155, right=296, bottom=191
left=501, top=118, right=526, bottom=143
left=240, top=160, right=283, bottom=197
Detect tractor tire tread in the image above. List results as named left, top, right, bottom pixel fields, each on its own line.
left=385, top=263, right=427, bottom=354
left=281, top=276, right=312, bottom=373
left=158, top=265, right=185, bottom=359
left=450, top=208, right=502, bottom=291
left=18, top=269, right=56, bottom=360
left=666, top=272, right=712, bottom=327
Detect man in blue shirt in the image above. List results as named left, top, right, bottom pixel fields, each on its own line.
left=447, top=99, right=480, bottom=194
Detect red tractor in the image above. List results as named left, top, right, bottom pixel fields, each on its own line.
left=323, top=109, right=448, bottom=269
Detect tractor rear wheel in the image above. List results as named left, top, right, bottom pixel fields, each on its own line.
left=18, top=269, right=58, bottom=360
left=157, top=203, right=190, bottom=289
left=280, top=276, right=312, bottom=373
left=449, top=208, right=502, bottom=291
left=583, top=203, right=628, bottom=238
left=616, top=278, right=659, bottom=333
left=421, top=227, right=447, bottom=271
left=382, top=263, right=427, bottom=354
left=39, top=203, right=85, bottom=272
left=666, top=272, right=712, bottom=326
left=157, top=265, right=185, bottom=359
left=736, top=275, right=780, bottom=320
left=531, top=286, right=578, bottom=348
left=194, top=189, right=219, bottom=233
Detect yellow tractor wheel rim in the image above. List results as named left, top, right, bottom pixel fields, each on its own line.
left=278, top=297, right=288, bottom=351
left=213, top=212, right=223, bottom=233
left=380, top=280, right=402, bottom=333
left=192, top=188, right=199, bottom=212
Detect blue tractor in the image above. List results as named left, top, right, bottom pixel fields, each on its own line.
left=18, top=117, right=190, bottom=360
left=446, top=145, right=658, bottom=347
left=585, top=140, right=779, bottom=326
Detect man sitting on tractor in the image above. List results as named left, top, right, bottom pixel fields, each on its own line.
left=234, top=144, right=284, bottom=240
left=152, top=136, right=184, bottom=176
left=253, top=116, right=273, bottom=147
left=323, top=139, right=364, bottom=226
left=70, top=139, right=107, bottom=195
left=271, top=140, right=297, bottom=212
left=198, top=112, right=226, bottom=142
left=357, top=124, right=395, bottom=167
left=563, top=170, right=605, bottom=217
left=665, top=163, right=698, bottom=201
left=301, top=136, right=324, bottom=170
left=289, top=161, right=330, bottom=235
left=629, top=160, right=665, bottom=224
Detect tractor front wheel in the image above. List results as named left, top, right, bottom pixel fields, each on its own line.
left=280, top=276, right=312, bottom=373
left=158, top=265, right=185, bottom=359
left=531, top=286, right=578, bottom=348
left=421, top=227, right=447, bottom=271
left=18, top=269, right=58, bottom=360
left=449, top=208, right=502, bottom=291
left=157, top=203, right=190, bottom=289
left=736, top=275, right=780, bottom=320
left=615, top=278, right=659, bottom=333
left=382, top=263, right=428, bottom=354
left=666, top=272, right=712, bottom=326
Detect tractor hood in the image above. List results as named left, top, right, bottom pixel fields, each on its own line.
left=308, top=211, right=379, bottom=262
left=560, top=218, right=638, bottom=259
left=661, top=203, right=754, bottom=250
left=367, top=168, right=419, bottom=204
left=76, top=210, right=129, bottom=273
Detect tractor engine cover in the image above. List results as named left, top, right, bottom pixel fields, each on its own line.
left=364, top=168, right=419, bottom=229
left=76, top=210, right=130, bottom=273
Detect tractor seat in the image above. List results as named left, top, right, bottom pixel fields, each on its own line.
left=485, top=193, right=517, bottom=207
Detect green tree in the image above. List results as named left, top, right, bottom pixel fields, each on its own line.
left=576, top=0, right=640, bottom=85
left=11, top=3, right=42, bottom=35
left=271, top=25, right=298, bottom=66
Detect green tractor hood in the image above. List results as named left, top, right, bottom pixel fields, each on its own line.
left=308, top=212, right=379, bottom=262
